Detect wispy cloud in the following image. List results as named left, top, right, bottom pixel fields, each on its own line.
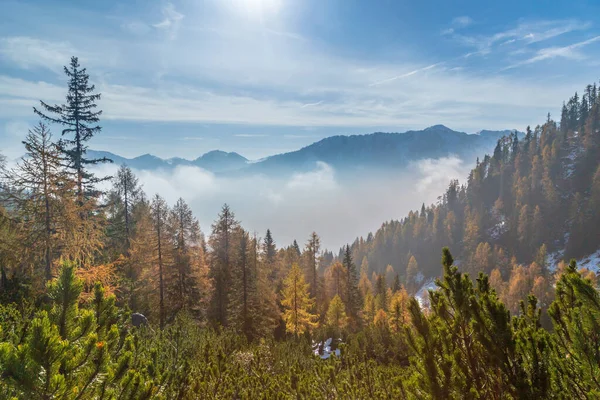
left=452, top=16, right=473, bottom=28
left=449, top=19, right=591, bottom=56
left=442, top=16, right=473, bottom=35
left=234, top=133, right=269, bottom=137
left=180, top=136, right=204, bottom=141
left=284, top=134, right=318, bottom=139
left=153, top=3, right=184, bottom=39
left=506, top=35, right=600, bottom=69
left=0, top=37, right=76, bottom=72
left=301, top=100, right=323, bottom=108
left=0, top=13, right=594, bottom=138
left=368, top=63, right=440, bottom=86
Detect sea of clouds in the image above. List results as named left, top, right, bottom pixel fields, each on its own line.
left=95, top=156, right=469, bottom=250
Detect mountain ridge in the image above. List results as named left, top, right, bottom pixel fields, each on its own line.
left=89, top=125, right=522, bottom=176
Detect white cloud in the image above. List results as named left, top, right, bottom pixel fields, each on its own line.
left=234, top=133, right=269, bottom=137
left=509, top=35, right=600, bottom=67
left=449, top=19, right=591, bottom=55
left=93, top=156, right=471, bottom=250
left=368, top=63, right=441, bottom=86
left=287, top=161, right=336, bottom=190
left=452, top=16, right=473, bottom=28
left=153, top=3, right=184, bottom=39
left=412, top=156, right=465, bottom=193
left=180, top=136, right=205, bottom=141
left=301, top=101, right=323, bottom=108
left=0, top=37, right=76, bottom=72
left=0, top=65, right=577, bottom=132
left=0, top=16, right=594, bottom=135
left=1, top=120, right=31, bottom=159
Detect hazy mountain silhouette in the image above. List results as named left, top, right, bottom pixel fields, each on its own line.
left=89, top=125, right=520, bottom=177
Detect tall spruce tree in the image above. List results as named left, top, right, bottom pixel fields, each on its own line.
left=263, top=229, right=276, bottom=264
left=107, top=165, right=141, bottom=253
left=208, top=204, right=239, bottom=326
left=33, top=56, right=110, bottom=200
left=342, top=244, right=361, bottom=326
left=228, top=228, right=259, bottom=340
left=304, top=232, right=321, bottom=301
left=168, top=198, right=209, bottom=319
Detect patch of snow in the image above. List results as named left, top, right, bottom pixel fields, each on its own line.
left=415, top=272, right=424, bottom=284
left=313, top=337, right=342, bottom=360
left=488, top=208, right=508, bottom=240
left=415, top=278, right=437, bottom=309
left=547, top=251, right=563, bottom=273
left=547, top=247, right=600, bottom=274
left=563, top=145, right=584, bottom=179
left=577, top=249, right=600, bottom=274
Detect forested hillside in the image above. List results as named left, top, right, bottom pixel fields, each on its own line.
left=349, top=86, right=600, bottom=312
left=1, top=57, right=600, bottom=399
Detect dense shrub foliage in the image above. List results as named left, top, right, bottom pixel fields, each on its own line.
left=1, top=249, right=600, bottom=399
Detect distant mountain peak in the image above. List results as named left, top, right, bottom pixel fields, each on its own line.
left=86, top=125, right=515, bottom=177
left=86, top=149, right=248, bottom=173
left=196, top=150, right=248, bottom=162
left=424, top=124, right=456, bottom=132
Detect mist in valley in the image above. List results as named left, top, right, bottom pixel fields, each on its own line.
left=96, top=155, right=470, bottom=250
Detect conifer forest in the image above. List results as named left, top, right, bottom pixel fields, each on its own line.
left=2, top=50, right=600, bottom=399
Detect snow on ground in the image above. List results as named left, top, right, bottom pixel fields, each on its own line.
left=313, top=337, right=341, bottom=360
left=547, top=248, right=600, bottom=274
left=563, top=143, right=584, bottom=179
left=576, top=249, right=600, bottom=274
left=415, top=278, right=438, bottom=309
left=488, top=219, right=507, bottom=240
left=488, top=208, right=508, bottom=240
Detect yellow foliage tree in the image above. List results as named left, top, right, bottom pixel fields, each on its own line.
left=373, top=308, right=388, bottom=328
left=326, top=295, right=348, bottom=334
left=281, top=263, right=318, bottom=336
left=388, top=287, right=410, bottom=332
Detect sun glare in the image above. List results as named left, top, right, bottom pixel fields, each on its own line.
left=230, top=0, right=283, bottom=19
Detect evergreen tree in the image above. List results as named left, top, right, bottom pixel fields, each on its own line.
left=228, top=228, right=259, bottom=340
left=168, top=198, right=210, bottom=319
left=0, top=263, right=154, bottom=398
left=304, top=232, right=321, bottom=301
left=107, top=165, right=141, bottom=253
left=392, top=274, right=401, bottom=293
left=549, top=259, right=600, bottom=395
left=374, top=274, right=388, bottom=311
left=263, top=229, right=276, bottom=265
left=342, top=244, right=362, bottom=327
left=33, top=56, right=111, bottom=200
left=253, top=233, right=280, bottom=338
left=292, top=239, right=301, bottom=257
left=208, top=204, right=239, bottom=326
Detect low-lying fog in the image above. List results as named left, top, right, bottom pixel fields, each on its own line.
left=95, top=156, right=470, bottom=250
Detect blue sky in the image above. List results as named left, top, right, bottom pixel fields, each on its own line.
left=2, top=0, right=600, bottom=160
